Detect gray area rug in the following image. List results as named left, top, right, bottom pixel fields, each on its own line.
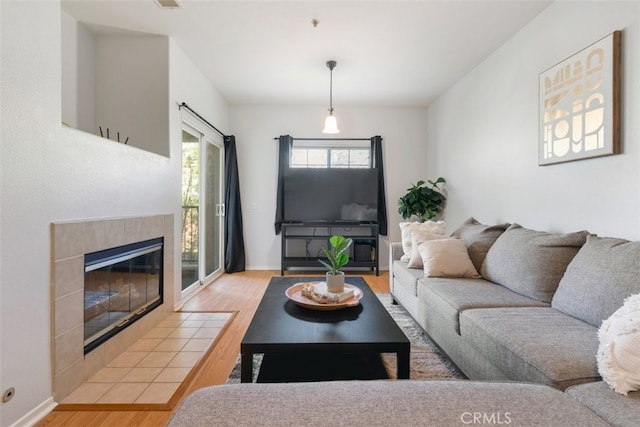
left=227, top=293, right=465, bottom=383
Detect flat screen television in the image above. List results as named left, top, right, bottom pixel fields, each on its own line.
left=283, top=168, right=378, bottom=223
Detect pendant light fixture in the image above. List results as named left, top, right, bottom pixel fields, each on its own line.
left=322, top=60, right=340, bottom=134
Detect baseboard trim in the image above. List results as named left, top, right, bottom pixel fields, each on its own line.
left=9, top=397, right=57, bottom=427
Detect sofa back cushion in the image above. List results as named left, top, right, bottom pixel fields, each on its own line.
left=552, top=235, right=640, bottom=327
left=399, top=221, right=446, bottom=261
left=480, top=224, right=588, bottom=303
left=450, top=217, right=510, bottom=272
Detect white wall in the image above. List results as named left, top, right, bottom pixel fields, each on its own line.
left=61, top=10, right=96, bottom=131
left=0, top=3, right=227, bottom=425
left=229, top=104, right=429, bottom=270
left=61, top=12, right=170, bottom=157
left=426, top=1, right=640, bottom=241
left=95, top=34, right=170, bottom=156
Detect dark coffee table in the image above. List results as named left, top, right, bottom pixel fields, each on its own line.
left=240, top=277, right=410, bottom=382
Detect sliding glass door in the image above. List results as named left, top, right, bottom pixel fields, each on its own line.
left=181, top=122, right=224, bottom=295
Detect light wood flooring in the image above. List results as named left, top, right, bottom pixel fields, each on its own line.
left=36, top=270, right=390, bottom=427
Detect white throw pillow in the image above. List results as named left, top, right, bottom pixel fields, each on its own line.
left=597, top=293, right=640, bottom=395
left=407, top=231, right=447, bottom=269
left=417, top=238, right=480, bottom=278
left=399, top=221, right=446, bottom=262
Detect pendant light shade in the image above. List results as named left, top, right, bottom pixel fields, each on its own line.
left=322, top=60, right=340, bottom=134
left=322, top=114, right=339, bottom=134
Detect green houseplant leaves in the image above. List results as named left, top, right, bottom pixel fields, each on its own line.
left=397, top=177, right=446, bottom=221
left=319, top=235, right=354, bottom=275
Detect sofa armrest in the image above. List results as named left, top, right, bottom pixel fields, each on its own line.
left=390, top=242, right=403, bottom=262
left=389, top=242, right=403, bottom=294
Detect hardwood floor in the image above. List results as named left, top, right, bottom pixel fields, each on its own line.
left=36, top=270, right=390, bottom=427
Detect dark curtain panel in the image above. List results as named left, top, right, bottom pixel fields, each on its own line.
left=224, top=136, right=246, bottom=273
left=371, top=135, right=388, bottom=236
left=274, top=135, right=293, bottom=234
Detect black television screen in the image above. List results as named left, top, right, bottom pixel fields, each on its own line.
left=283, top=168, right=378, bottom=222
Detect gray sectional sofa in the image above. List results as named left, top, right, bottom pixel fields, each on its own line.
left=168, top=380, right=614, bottom=426
left=167, top=219, right=640, bottom=426
left=389, top=220, right=639, bottom=389
left=388, top=218, right=640, bottom=424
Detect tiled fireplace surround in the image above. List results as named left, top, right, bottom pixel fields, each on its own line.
left=52, top=214, right=174, bottom=402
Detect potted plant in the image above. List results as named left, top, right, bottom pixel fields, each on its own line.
left=397, top=177, right=446, bottom=221
left=319, top=235, right=353, bottom=293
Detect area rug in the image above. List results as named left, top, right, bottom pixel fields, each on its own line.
left=376, top=293, right=464, bottom=380
left=227, top=293, right=464, bottom=383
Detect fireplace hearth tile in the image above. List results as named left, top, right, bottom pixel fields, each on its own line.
left=137, top=351, right=178, bottom=368
left=107, top=351, right=149, bottom=368
left=154, top=367, right=191, bottom=383
left=87, top=367, right=131, bottom=383
left=56, top=310, right=236, bottom=407
left=166, top=351, right=203, bottom=368
left=167, top=328, right=198, bottom=339
left=97, top=383, right=148, bottom=404
left=127, top=338, right=163, bottom=352
left=134, top=382, right=180, bottom=404
left=61, top=383, right=114, bottom=404
left=154, top=338, right=189, bottom=352
left=182, top=338, right=212, bottom=352
left=120, top=367, right=163, bottom=383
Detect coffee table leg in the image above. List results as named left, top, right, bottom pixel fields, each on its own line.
left=397, top=350, right=410, bottom=379
left=241, top=353, right=253, bottom=383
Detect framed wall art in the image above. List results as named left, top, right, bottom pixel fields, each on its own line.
left=539, top=31, right=621, bottom=166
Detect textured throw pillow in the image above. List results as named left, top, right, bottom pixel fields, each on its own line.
left=552, top=235, right=640, bottom=327
left=417, top=238, right=480, bottom=278
left=481, top=224, right=588, bottom=303
left=407, top=231, right=447, bottom=269
left=399, top=221, right=446, bottom=261
left=450, top=217, right=510, bottom=272
left=597, top=293, right=640, bottom=395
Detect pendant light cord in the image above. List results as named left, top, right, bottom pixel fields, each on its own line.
left=327, top=60, right=336, bottom=115
left=329, top=66, right=333, bottom=114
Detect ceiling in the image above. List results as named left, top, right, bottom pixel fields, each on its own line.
left=61, top=0, right=552, bottom=108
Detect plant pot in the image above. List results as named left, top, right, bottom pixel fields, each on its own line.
left=326, top=271, right=345, bottom=293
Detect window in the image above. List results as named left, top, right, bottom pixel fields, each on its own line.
left=291, top=142, right=371, bottom=169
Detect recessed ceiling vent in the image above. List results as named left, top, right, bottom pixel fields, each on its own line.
left=154, top=0, right=183, bottom=9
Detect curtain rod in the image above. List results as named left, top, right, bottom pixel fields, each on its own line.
left=179, top=102, right=227, bottom=138
left=273, top=137, right=371, bottom=141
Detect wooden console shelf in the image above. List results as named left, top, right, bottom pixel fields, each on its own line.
left=281, top=222, right=379, bottom=276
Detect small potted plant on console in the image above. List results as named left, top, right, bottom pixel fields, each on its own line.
left=319, top=235, right=353, bottom=293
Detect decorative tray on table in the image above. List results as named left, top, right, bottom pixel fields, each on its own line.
left=285, top=282, right=363, bottom=311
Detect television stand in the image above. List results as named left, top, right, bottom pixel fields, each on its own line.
left=280, top=222, right=379, bottom=276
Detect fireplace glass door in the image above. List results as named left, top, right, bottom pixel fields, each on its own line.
left=84, top=238, right=163, bottom=353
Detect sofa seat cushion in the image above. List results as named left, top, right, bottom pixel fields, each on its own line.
left=393, top=260, right=423, bottom=296
left=567, top=381, right=640, bottom=427
left=418, top=278, right=548, bottom=334
left=168, top=380, right=609, bottom=427
left=460, top=307, right=600, bottom=389
left=480, top=224, right=588, bottom=303
left=552, top=234, right=640, bottom=327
